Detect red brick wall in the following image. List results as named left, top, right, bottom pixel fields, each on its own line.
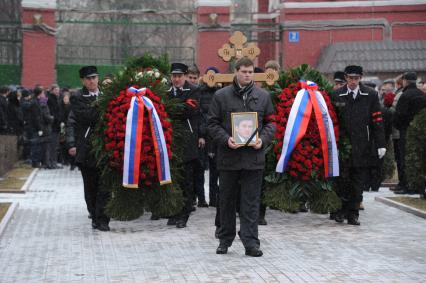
left=196, top=5, right=232, bottom=74
left=21, top=8, right=56, bottom=88
left=281, top=3, right=426, bottom=69
left=257, top=0, right=276, bottom=69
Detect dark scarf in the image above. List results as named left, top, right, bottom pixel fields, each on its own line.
left=233, top=77, right=255, bottom=101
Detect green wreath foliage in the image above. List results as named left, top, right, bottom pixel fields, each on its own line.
left=406, top=108, right=426, bottom=196
left=92, top=54, right=185, bottom=221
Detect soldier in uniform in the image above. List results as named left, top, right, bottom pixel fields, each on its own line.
left=67, top=66, right=111, bottom=231
left=331, top=65, right=386, bottom=225
left=167, top=62, right=202, bottom=228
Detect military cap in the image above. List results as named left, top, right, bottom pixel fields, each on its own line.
left=344, top=65, right=363, bottom=76
left=171, top=63, right=188, bottom=74
left=333, top=71, right=346, bottom=82
left=79, top=66, right=98, bottom=78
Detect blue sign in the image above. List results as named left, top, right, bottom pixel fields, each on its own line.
left=288, top=31, right=299, bottom=43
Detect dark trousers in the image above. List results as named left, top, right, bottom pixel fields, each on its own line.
left=80, top=166, right=111, bottom=225
left=393, top=138, right=404, bottom=187
left=176, top=160, right=197, bottom=222
left=193, top=158, right=206, bottom=203
left=396, top=131, right=408, bottom=189
left=219, top=169, right=263, bottom=249
left=30, top=133, right=48, bottom=167
left=368, top=157, right=384, bottom=191
left=46, top=132, right=59, bottom=167
left=22, top=127, right=32, bottom=160
left=209, top=155, right=219, bottom=206
left=339, top=167, right=369, bottom=217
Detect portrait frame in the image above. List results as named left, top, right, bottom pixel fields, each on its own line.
left=231, top=112, right=259, bottom=146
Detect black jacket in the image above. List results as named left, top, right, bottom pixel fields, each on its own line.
left=207, top=81, right=275, bottom=171
left=394, top=83, right=426, bottom=131
left=66, top=87, right=100, bottom=167
left=6, top=92, right=23, bottom=135
left=47, top=92, right=62, bottom=133
left=331, top=84, right=385, bottom=167
left=29, top=98, right=53, bottom=138
left=168, top=81, right=202, bottom=163
left=0, top=95, right=8, bottom=133
left=199, top=83, right=220, bottom=154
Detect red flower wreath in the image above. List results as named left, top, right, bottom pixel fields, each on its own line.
left=272, top=82, right=339, bottom=181
left=103, top=87, right=173, bottom=187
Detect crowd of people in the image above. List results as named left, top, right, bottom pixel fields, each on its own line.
left=1, top=58, right=426, bottom=257
left=0, top=84, right=75, bottom=169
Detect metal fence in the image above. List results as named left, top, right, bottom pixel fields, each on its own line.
left=0, top=0, right=22, bottom=85
left=55, top=1, right=197, bottom=68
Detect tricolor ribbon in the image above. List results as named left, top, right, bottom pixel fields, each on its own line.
left=123, top=87, right=172, bottom=188
left=276, top=81, right=339, bottom=177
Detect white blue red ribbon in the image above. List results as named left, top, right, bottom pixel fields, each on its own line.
left=123, top=87, right=172, bottom=188
left=276, top=81, right=339, bottom=177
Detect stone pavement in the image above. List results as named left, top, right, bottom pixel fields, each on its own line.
left=0, top=168, right=425, bottom=283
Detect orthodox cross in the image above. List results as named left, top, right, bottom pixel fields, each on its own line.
left=202, top=31, right=279, bottom=87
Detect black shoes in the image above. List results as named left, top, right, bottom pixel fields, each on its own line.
left=92, top=221, right=110, bottom=231
left=176, top=218, right=187, bottom=228
left=216, top=244, right=228, bottom=254
left=258, top=218, right=267, bottom=225
left=197, top=201, right=209, bottom=208
left=334, top=213, right=345, bottom=223
left=245, top=247, right=263, bottom=257
left=347, top=216, right=360, bottom=226
left=97, top=222, right=110, bottom=231
left=150, top=214, right=160, bottom=220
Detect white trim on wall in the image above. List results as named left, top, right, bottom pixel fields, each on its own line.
left=22, top=0, right=56, bottom=9
left=195, top=0, right=232, bottom=8
left=280, top=0, right=426, bottom=9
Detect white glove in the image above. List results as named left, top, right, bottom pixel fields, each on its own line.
left=38, top=131, right=43, bottom=137
left=60, top=122, right=65, bottom=128
left=378, top=148, right=386, bottom=159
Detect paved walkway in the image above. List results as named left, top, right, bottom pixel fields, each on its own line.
left=0, top=167, right=425, bottom=283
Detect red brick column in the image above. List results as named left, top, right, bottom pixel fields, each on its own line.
left=257, top=0, right=277, bottom=69
left=196, top=0, right=232, bottom=74
left=21, top=7, right=56, bottom=88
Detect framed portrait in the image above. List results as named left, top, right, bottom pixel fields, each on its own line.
left=231, top=112, right=259, bottom=146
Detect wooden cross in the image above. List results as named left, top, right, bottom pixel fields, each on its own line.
left=202, top=69, right=279, bottom=88
left=218, top=31, right=261, bottom=61
left=202, top=31, right=279, bottom=88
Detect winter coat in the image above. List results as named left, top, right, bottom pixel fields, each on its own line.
left=168, top=81, right=202, bottom=163
left=47, top=92, right=62, bottom=133
left=199, top=83, right=220, bottom=155
left=6, top=93, right=23, bottom=135
left=29, top=98, right=53, bottom=139
left=394, top=83, right=426, bottom=131
left=0, top=95, right=8, bottom=133
left=66, top=87, right=100, bottom=168
left=331, top=83, right=386, bottom=167
left=207, top=80, right=275, bottom=171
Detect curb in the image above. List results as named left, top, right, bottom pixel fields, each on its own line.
left=20, top=168, right=38, bottom=193
left=0, top=168, right=38, bottom=194
left=0, top=202, right=19, bottom=237
left=375, top=196, right=426, bottom=219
